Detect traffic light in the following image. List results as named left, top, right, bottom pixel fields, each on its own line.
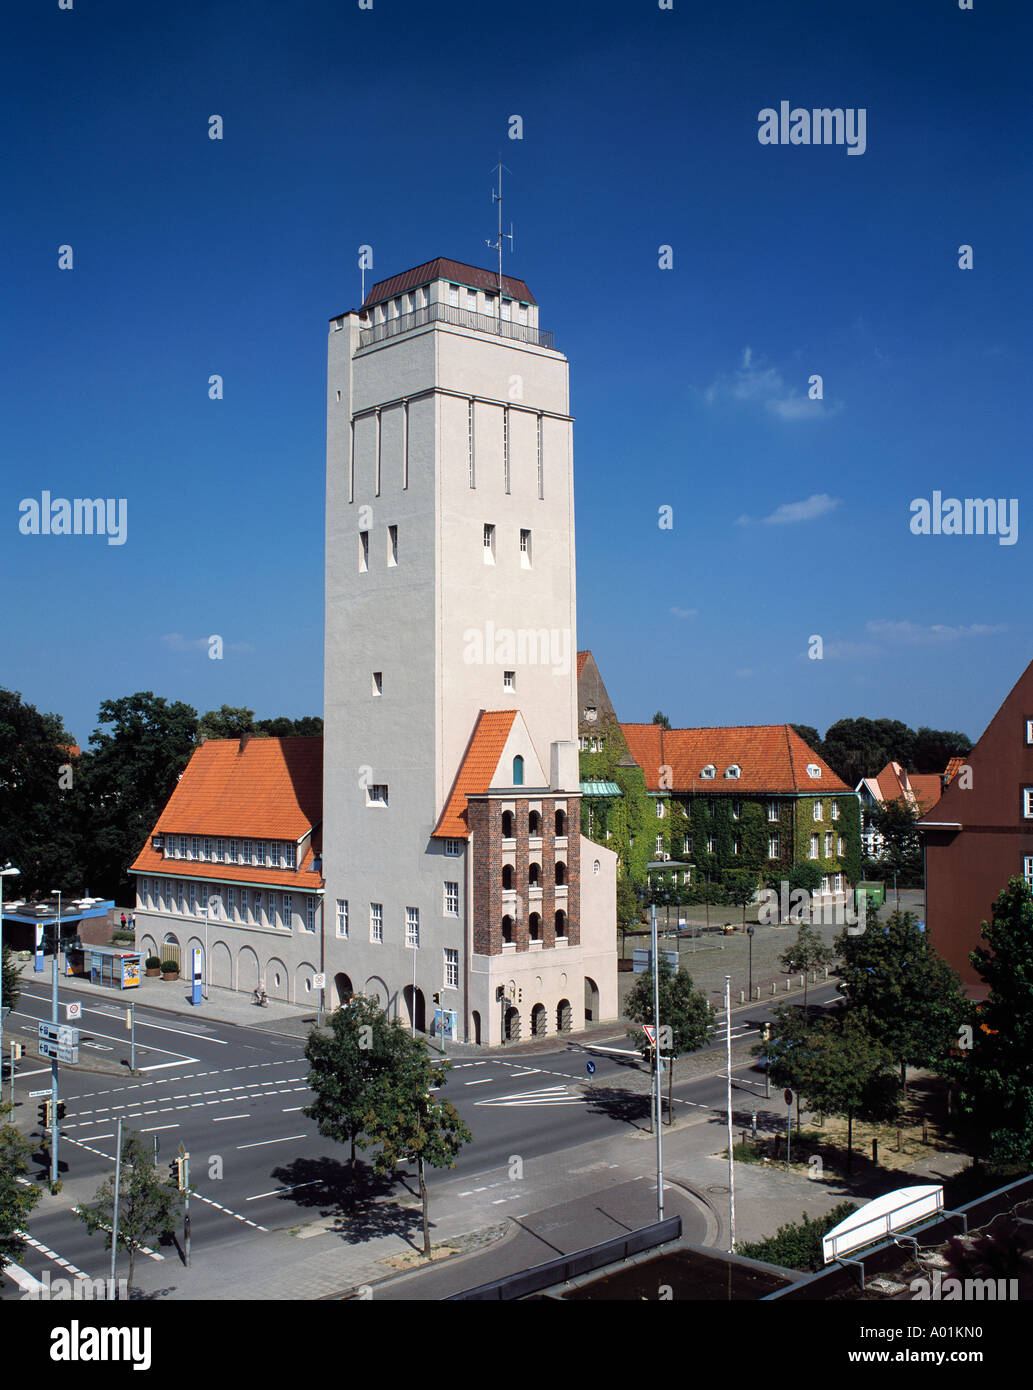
left=517, top=988, right=523, bottom=1004
left=432, top=992, right=441, bottom=1005
left=37, top=1100, right=53, bottom=1129
left=495, top=986, right=505, bottom=1002
left=56, top=1102, right=66, bottom=1122
left=10, top=1043, right=23, bottom=1060
left=169, top=1157, right=185, bottom=1190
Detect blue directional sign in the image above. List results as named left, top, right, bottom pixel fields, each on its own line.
left=586, top=1060, right=596, bottom=1076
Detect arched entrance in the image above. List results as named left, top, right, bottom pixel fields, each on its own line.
left=531, top=1003, right=547, bottom=1037
left=584, top=976, right=599, bottom=1022
left=334, top=972, right=353, bottom=1006
left=471, top=1010, right=481, bottom=1045
left=504, top=1006, right=521, bottom=1042
left=556, top=998, right=572, bottom=1033
left=403, top=985, right=426, bottom=1033
left=210, top=941, right=232, bottom=989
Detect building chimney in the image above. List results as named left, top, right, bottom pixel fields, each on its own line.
left=238, top=733, right=251, bottom=754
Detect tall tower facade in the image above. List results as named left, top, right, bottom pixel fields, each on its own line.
left=323, top=259, right=616, bottom=1045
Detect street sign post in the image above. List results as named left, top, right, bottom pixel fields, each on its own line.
left=783, top=1089, right=794, bottom=1170
left=65, top=1001, right=82, bottom=1021
left=586, top=1059, right=596, bottom=1078
left=38, top=1039, right=78, bottom=1064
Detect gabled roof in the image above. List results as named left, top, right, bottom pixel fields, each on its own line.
left=131, top=840, right=324, bottom=892
left=872, top=761, right=942, bottom=814
left=360, top=258, right=536, bottom=311
left=133, top=736, right=323, bottom=844
left=619, top=723, right=849, bottom=794
left=577, top=651, right=589, bottom=679
left=432, top=710, right=518, bottom=839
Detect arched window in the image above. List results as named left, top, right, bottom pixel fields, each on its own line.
left=555, top=909, right=567, bottom=937
left=501, top=810, right=514, bottom=838
left=513, top=755, right=524, bottom=786
left=529, top=912, right=541, bottom=941
left=555, top=861, right=567, bottom=886
left=529, top=862, right=542, bottom=887
left=502, top=864, right=514, bottom=890
left=528, top=810, right=541, bottom=836
left=502, top=915, right=514, bottom=944
left=555, top=809, right=566, bottom=837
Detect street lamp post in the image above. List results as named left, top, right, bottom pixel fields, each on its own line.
left=651, top=898, right=663, bottom=1223
left=50, top=889, right=62, bottom=1187
left=0, top=865, right=21, bottom=1061
left=747, top=925, right=755, bottom=1002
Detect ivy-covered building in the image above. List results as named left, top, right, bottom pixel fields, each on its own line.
left=575, top=654, right=862, bottom=901
left=618, top=722, right=861, bottom=897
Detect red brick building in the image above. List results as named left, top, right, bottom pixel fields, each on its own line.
left=919, top=656, right=1033, bottom=996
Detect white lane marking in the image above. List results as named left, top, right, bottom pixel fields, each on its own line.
left=190, top=1190, right=267, bottom=1232
left=212, top=1114, right=250, bottom=1122
left=236, top=1134, right=306, bottom=1150
left=508, top=1069, right=541, bottom=1077
left=463, top=1078, right=494, bottom=1086
left=138, top=1060, right=198, bottom=1073
left=475, top=1085, right=584, bottom=1108
left=577, top=1044, right=641, bottom=1056
left=140, top=1124, right=179, bottom=1133
left=70, top=1210, right=163, bottom=1261
left=18, top=1233, right=92, bottom=1280
left=282, top=1106, right=303, bottom=1112
left=14, top=1067, right=53, bottom=1079
left=73, top=1133, right=115, bottom=1143
left=245, top=1180, right=321, bottom=1202
left=62, top=1135, right=115, bottom=1162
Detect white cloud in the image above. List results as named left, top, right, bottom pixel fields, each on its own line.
left=670, top=606, right=698, bottom=619
left=740, top=493, right=841, bottom=527
left=865, top=620, right=1005, bottom=645
left=702, top=346, right=834, bottom=420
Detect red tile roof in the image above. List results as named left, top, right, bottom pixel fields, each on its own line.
left=619, top=723, right=849, bottom=794
left=360, top=258, right=536, bottom=311
left=577, top=651, right=589, bottom=679
left=873, top=761, right=941, bottom=813
left=130, top=845, right=323, bottom=892
left=943, top=756, right=966, bottom=785
left=432, top=711, right=518, bottom=838
left=134, top=737, right=323, bottom=842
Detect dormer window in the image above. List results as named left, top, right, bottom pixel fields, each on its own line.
left=700, top=764, right=716, bottom=779
left=806, top=764, right=822, bottom=779
left=725, top=765, right=741, bottom=779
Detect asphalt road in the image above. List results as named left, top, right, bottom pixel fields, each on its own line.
left=3, top=982, right=839, bottom=1293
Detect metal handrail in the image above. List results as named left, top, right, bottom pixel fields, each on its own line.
left=358, top=302, right=554, bottom=351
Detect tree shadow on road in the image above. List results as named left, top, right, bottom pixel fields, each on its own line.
left=269, top=1155, right=424, bottom=1250
left=582, top=1085, right=652, bottom=1131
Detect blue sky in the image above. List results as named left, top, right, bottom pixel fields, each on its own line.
left=3, top=0, right=1029, bottom=750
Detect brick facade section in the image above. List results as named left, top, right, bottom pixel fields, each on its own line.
left=468, top=794, right=583, bottom=956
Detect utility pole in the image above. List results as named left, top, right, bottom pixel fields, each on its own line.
left=49, top=890, right=62, bottom=1187
left=0, top=864, right=21, bottom=1062
left=725, top=975, right=735, bottom=1251
left=110, top=1117, right=123, bottom=1298
left=652, top=899, right=663, bottom=1223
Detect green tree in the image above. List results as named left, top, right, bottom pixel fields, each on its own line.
left=737, top=1202, right=858, bottom=1272
left=2, top=944, right=20, bottom=1015
left=787, top=862, right=822, bottom=896
left=0, top=688, right=85, bottom=898
left=76, top=1129, right=182, bottom=1292
left=779, top=921, right=835, bottom=1012
left=0, top=1107, right=41, bottom=1279
left=198, top=705, right=256, bottom=740
left=759, top=1007, right=900, bottom=1170
left=723, top=868, right=759, bottom=929
left=625, top=957, right=717, bottom=1124
left=615, top=877, right=641, bottom=960
left=82, top=693, right=199, bottom=900
left=868, top=797, right=923, bottom=886
left=256, top=715, right=323, bottom=737
left=821, top=717, right=916, bottom=789
left=303, top=995, right=405, bottom=1197
left=911, top=726, right=971, bottom=775
left=835, top=909, right=967, bottom=1097
left=362, top=1034, right=472, bottom=1257
left=953, top=879, right=1033, bottom=1166
left=651, top=711, right=672, bottom=729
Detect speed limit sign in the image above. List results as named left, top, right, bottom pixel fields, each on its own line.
left=313, top=973, right=326, bottom=989
left=66, top=1001, right=82, bottom=1021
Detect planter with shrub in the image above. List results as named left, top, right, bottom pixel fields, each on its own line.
left=160, top=959, right=180, bottom=980
left=145, top=956, right=162, bottom=977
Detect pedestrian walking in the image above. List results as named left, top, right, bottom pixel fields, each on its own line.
left=120, top=912, right=127, bottom=930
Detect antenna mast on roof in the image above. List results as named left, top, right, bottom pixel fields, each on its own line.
left=486, top=156, right=514, bottom=317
